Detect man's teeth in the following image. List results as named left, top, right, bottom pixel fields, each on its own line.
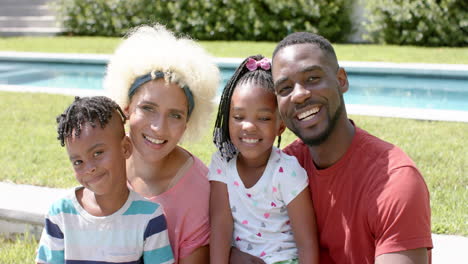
left=297, top=107, right=320, bottom=120
left=242, top=138, right=259, bottom=144
left=145, top=136, right=165, bottom=144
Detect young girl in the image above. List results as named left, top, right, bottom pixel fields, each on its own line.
left=208, top=55, right=319, bottom=264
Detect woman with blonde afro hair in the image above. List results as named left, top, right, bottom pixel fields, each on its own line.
left=104, top=24, right=219, bottom=264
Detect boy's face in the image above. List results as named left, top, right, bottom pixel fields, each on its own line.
left=65, top=115, right=131, bottom=196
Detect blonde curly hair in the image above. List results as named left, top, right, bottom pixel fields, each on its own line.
left=104, top=24, right=220, bottom=142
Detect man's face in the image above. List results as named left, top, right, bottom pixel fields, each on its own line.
left=272, top=43, right=348, bottom=146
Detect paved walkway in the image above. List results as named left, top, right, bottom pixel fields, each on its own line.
left=0, top=182, right=466, bottom=263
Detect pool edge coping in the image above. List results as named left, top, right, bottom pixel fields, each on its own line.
left=1, top=51, right=468, bottom=72
left=1, top=84, right=467, bottom=123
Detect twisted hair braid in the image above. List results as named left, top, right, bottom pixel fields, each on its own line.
left=56, top=96, right=125, bottom=146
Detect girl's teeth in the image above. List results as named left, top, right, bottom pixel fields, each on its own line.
left=242, top=138, right=259, bottom=144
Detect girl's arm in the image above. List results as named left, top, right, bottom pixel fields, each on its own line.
left=210, top=181, right=234, bottom=263
left=229, top=247, right=266, bottom=264
left=287, top=187, right=319, bottom=264
left=179, top=245, right=209, bottom=264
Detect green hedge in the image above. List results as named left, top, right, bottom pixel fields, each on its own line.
left=53, top=0, right=352, bottom=42
left=364, top=0, right=467, bottom=46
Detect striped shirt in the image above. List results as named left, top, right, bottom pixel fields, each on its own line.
left=36, top=187, right=174, bottom=264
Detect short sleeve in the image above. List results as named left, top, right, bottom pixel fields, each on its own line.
left=277, top=153, right=309, bottom=205
left=36, top=204, right=65, bottom=263
left=143, top=206, right=175, bottom=264
left=369, top=166, right=433, bottom=256
left=207, top=151, right=229, bottom=184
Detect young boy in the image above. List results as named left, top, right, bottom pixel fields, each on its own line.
left=36, top=96, right=174, bottom=264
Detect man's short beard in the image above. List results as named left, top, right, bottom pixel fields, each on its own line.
left=294, top=93, right=344, bottom=146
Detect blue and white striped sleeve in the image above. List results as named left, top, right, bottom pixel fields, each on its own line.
left=143, top=205, right=174, bottom=264
left=36, top=202, right=66, bottom=264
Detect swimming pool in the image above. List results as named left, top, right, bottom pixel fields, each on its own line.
left=1, top=52, right=467, bottom=122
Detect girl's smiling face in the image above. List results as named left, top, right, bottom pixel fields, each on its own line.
left=125, top=79, right=188, bottom=163
left=228, top=81, right=285, bottom=164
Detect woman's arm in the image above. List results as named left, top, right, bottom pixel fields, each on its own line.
left=210, top=181, right=234, bottom=263
left=287, top=188, right=319, bottom=264
left=179, top=245, right=209, bottom=264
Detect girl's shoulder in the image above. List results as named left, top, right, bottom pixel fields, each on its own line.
left=268, top=147, right=308, bottom=184
left=271, top=147, right=303, bottom=168
left=208, top=150, right=236, bottom=168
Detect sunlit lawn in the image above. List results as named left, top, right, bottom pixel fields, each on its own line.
left=0, top=37, right=467, bottom=64
left=0, top=233, right=38, bottom=263
left=0, top=91, right=466, bottom=237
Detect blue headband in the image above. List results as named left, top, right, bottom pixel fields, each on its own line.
left=128, top=71, right=195, bottom=118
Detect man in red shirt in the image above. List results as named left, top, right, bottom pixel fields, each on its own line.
left=271, top=32, right=433, bottom=263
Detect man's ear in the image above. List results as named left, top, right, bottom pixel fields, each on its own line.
left=121, top=135, right=132, bottom=159
left=337, top=67, right=349, bottom=94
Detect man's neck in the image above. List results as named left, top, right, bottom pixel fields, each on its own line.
left=308, top=118, right=355, bottom=169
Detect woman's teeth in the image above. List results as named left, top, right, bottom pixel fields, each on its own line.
left=145, top=135, right=165, bottom=144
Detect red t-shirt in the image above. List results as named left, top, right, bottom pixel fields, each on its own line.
left=283, top=125, right=433, bottom=264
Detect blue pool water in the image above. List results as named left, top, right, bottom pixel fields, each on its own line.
left=0, top=60, right=467, bottom=112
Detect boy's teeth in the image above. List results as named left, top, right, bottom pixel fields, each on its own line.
left=297, top=107, right=320, bottom=120
left=145, top=136, right=165, bottom=144
left=242, top=138, right=259, bottom=144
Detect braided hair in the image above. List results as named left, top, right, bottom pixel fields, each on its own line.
left=56, top=96, right=126, bottom=147
left=213, top=55, right=280, bottom=161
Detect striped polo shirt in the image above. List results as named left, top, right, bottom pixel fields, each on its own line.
left=36, top=187, right=174, bottom=264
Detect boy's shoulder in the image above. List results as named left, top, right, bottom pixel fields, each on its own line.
left=46, top=188, right=164, bottom=220
left=46, top=188, right=79, bottom=217
left=124, top=190, right=164, bottom=216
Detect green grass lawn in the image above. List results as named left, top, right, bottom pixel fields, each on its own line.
left=1, top=37, right=468, bottom=64
left=1, top=91, right=467, bottom=237
left=0, top=233, right=38, bottom=263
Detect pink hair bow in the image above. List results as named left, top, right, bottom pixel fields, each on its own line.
left=245, top=58, right=271, bottom=71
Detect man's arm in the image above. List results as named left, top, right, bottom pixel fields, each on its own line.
left=371, top=166, right=432, bottom=264
left=375, top=248, right=428, bottom=264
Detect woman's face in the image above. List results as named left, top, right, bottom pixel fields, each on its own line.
left=125, top=79, right=188, bottom=163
